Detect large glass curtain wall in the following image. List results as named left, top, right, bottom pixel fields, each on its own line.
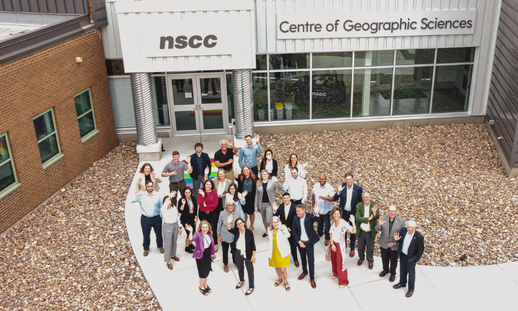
left=252, top=48, right=474, bottom=122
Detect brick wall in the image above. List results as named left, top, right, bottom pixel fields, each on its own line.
left=0, top=29, right=118, bottom=233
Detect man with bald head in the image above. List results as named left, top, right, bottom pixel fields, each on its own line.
left=311, top=173, right=336, bottom=246
left=375, top=205, right=405, bottom=282
left=393, top=220, right=425, bottom=298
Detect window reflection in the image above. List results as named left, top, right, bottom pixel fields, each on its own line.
left=353, top=68, right=392, bottom=117
left=312, top=70, right=351, bottom=118
left=269, top=53, right=309, bottom=70
left=432, top=65, right=472, bottom=113
left=396, top=49, right=435, bottom=65
left=355, top=51, right=394, bottom=67
left=313, top=52, right=352, bottom=68
left=393, top=67, right=433, bottom=115
left=268, top=71, right=310, bottom=121
left=437, top=48, right=475, bottom=63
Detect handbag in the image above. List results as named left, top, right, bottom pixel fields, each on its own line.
left=325, top=245, right=331, bottom=261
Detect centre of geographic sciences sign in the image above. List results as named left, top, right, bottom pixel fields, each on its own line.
left=277, top=10, right=476, bottom=39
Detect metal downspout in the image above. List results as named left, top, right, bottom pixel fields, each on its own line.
left=130, top=73, right=158, bottom=146
left=232, top=69, right=255, bottom=139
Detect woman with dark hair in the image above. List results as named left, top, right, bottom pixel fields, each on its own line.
left=161, top=192, right=182, bottom=270
left=225, top=183, right=245, bottom=220
left=284, top=153, right=307, bottom=179
left=198, top=179, right=220, bottom=251
left=134, top=163, right=161, bottom=193
left=236, top=165, right=257, bottom=230
left=255, top=170, right=283, bottom=237
left=227, top=217, right=256, bottom=295
left=179, top=187, right=197, bottom=253
left=259, top=149, right=278, bottom=177
left=215, top=169, right=233, bottom=212
left=329, top=206, right=356, bottom=288
left=185, top=220, right=216, bottom=296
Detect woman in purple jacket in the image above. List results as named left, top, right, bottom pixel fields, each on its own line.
left=185, top=220, right=217, bottom=296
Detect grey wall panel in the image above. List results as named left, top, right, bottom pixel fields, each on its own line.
left=486, top=0, right=518, bottom=168
left=0, top=0, right=89, bottom=14
left=36, top=0, right=48, bottom=13
left=54, top=0, right=66, bottom=13
left=19, top=0, right=29, bottom=11
left=46, top=0, right=56, bottom=12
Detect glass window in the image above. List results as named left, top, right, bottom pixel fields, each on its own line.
left=106, top=59, right=126, bottom=76
left=354, top=50, right=394, bottom=67
left=269, top=71, right=310, bottom=121
left=396, top=49, right=435, bottom=65
left=33, top=109, right=62, bottom=165
left=432, top=65, right=473, bottom=113
left=269, top=53, right=309, bottom=70
left=312, top=70, right=352, bottom=119
left=0, top=133, right=18, bottom=197
left=255, top=55, right=268, bottom=70
left=226, top=73, right=234, bottom=123
left=152, top=77, right=170, bottom=126
left=392, top=67, right=433, bottom=115
left=313, top=52, right=353, bottom=68
left=437, top=48, right=475, bottom=63
left=74, top=89, right=97, bottom=139
left=353, top=68, right=393, bottom=117
left=253, top=72, right=269, bottom=121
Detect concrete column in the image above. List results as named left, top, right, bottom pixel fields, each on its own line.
left=130, top=73, right=162, bottom=161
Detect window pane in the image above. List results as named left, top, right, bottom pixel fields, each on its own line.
left=354, top=50, right=394, bottom=67
left=437, top=48, right=475, bottom=63
left=392, top=67, right=433, bottom=115
left=0, top=136, right=9, bottom=163
left=78, top=112, right=95, bottom=137
left=270, top=53, right=309, bottom=70
left=200, top=78, right=221, bottom=103
left=312, top=70, right=351, bottom=119
left=270, top=71, right=310, bottom=120
left=253, top=72, right=268, bottom=121
left=38, top=134, right=59, bottom=163
left=202, top=109, right=224, bottom=129
left=396, top=49, right=435, bottom=65
left=34, top=111, right=55, bottom=141
left=0, top=161, right=15, bottom=192
left=255, top=55, right=268, bottom=70
left=313, top=52, right=352, bottom=68
left=174, top=111, right=197, bottom=131
left=226, top=74, right=234, bottom=123
left=153, top=77, right=170, bottom=126
left=432, top=65, right=473, bottom=113
left=353, top=68, right=392, bottom=117
left=75, top=91, right=92, bottom=116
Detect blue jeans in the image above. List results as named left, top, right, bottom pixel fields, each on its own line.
left=317, top=211, right=331, bottom=241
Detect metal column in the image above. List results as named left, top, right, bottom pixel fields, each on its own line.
left=232, top=69, right=255, bottom=139
left=130, top=73, right=157, bottom=146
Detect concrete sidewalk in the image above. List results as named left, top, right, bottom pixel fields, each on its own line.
left=125, top=135, right=518, bottom=311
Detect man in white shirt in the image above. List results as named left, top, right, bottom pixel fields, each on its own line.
left=283, top=167, right=308, bottom=205
left=311, top=173, right=335, bottom=246
left=393, top=220, right=425, bottom=298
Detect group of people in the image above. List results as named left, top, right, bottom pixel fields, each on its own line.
left=131, top=136, right=425, bottom=298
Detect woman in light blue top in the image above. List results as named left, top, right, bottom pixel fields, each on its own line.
left=225, top=183, right=245, bottom=220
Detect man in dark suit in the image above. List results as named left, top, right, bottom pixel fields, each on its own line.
left=273, top=193, right=299, bottom=267
left=393, top=220, right=425, bottom=298
left=189, top=142, right=211, bottom=198
left=291, top=204, right=320, bottom=289
left=333, top=172, right=363, bottom=257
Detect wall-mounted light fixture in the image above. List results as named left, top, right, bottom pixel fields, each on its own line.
left=76, top=57, right=83, bottom=63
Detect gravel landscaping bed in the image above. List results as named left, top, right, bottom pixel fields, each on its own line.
left=1, top=124, right=517, bottom=309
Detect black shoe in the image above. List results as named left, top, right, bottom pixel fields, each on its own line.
left=188, top=244, right=195, bottom=249
left=262, top=232, right=268, bottom=238
left=294, top=260, right=300, bottom=268
left=199, top=287, right=209, bottom=296
left=185, top=247, right=194, bottom=254
left=206, top=285, right=212, bottom=293
left=389, top=274, right=396, bottom=282
left=393, top=283, right=406, bottom=289
left=379, top=271, right=388, bottom=277
left=406, top=290, right=414, bottom=298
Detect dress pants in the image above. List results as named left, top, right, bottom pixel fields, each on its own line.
left=381, top=246, right=398, bottom=275
left=331, top=242, right=349, bottom=286
left=298, top=242, right=315, bottom=280
left=224, top=169, right=235, bottom=183
left=221, top=241, right=235, bottom=265
left=317, top=211, right=331, bottom=241
left=342, top=211, right=356, bottom=249
left=169, top=180, right=186, bottom=194
left=291, top=199, right=302, bottom=205
left=162, top=222, right=179, bottom=262
left=259, top=202, right=273, bottom=231
left=357, top=230, right=374, bottom=262
left=235, top=249, right=254, bottom=288
left=250, top=166, right=259, bottom=178
left=288, top=234, right=298, bottom=261
left=141, top=215, right=163, bottom=251
left=399, top=253, right=416, bottom=290
left=191, top=174, right=204, bottom=198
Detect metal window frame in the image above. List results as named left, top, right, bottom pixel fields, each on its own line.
left=74, top=88, right=99, bottom=142
left=33, top=108, right=63, bottom=168
left=0, top=132, right=20, bottom=199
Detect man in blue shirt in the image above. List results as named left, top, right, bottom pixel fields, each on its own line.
left=132, top=181, right=164, bottom=257
left=238, top=134, right=263, bottom=177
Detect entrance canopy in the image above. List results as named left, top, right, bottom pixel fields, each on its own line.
left=115, top=0, right=256, bottom=73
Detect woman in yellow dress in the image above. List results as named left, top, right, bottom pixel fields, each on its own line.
left=268, top=216, right=291, bottom=291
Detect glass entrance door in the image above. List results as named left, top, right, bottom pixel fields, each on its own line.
left=169, top=73, right=228, bottom=135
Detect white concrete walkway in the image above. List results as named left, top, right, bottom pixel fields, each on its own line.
left=125, top=135, right=518, bottom=311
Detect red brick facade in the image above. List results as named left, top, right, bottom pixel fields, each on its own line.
left=0, top=29, right=118, bottom=233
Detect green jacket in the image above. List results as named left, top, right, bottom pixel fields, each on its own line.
left=355, top=201, right=380, bottom=238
